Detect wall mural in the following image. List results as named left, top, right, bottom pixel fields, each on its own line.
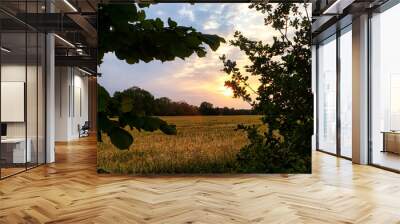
left=97, top=3, right=312, bottom=174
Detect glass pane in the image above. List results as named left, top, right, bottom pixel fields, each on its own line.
left=27, top=31, right=38, bottom=169
left=371, top=4, right=400, bottom=171
left=318, top=35, right=337, bottom=154
left=26, top=0, right=41, bottom=169
left=1, top=30, right=27, bottom=177
left=0, top=1, right=46, bottom=178
left=340, top=27, right=352, bottom=158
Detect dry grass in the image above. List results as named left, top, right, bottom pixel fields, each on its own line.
left=97, top=115, right=262, bottom=174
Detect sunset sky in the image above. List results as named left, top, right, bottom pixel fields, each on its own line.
left=99, top=3, right=280, bottom=109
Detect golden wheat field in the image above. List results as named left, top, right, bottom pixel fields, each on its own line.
left=97, top=115, right=262, bottom=174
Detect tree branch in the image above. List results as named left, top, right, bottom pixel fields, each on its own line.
left=303, top=0, right=311, bottom=22
left=244, top=82, right=259, bottom=96
left=278, top=28, right=291, bottom=44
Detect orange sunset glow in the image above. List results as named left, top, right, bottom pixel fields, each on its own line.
left=99, top=3, right=269, bottom=109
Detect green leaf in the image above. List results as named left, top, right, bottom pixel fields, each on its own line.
left=185, top=35, right=201, bottom=47
left=137, top=3, right=150, bottom=8
left=98, top=112, right=115, bottom=133
left=109, top=127, right=133, bottom=150
left=202, top=34, right=225, bottom=51
left=160, top=124, right=177, bottom=135
left=196, top=49, right=207, bottom=57
left=137, top=10, right=146, bottom=21
left=168, top=18, right=177, bottom=28
left=141, top=20, right=153, bottom=29
left=154, top=18, right=164, bottom=29
left=119, top=114, right=144, bottom=131
left=142, top=116, right=165, bottom=132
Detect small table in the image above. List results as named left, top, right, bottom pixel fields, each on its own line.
left=1, top=138, right=31, bottom=164
left=381, top=131, right=400, bottom=154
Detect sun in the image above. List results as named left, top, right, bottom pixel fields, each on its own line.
left=220, top=86, right=233, bottom=97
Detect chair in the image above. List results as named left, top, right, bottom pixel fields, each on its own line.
left=79, top=121, right=90, bottom=138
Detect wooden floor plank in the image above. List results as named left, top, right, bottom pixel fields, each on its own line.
left=0, top=136, right=400, bottom=223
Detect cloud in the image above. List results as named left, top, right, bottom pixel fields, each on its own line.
left=203, top=20, right=220, bottom=30
left=99, top=3, right=310, bottom=109
left=155, top=10, right=164, bottom=16
left=178, top=6, right=195, bottom=22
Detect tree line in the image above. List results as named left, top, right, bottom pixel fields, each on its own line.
left=106, top=86, right=255, bottom=117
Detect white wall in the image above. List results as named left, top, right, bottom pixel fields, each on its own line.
left=55, top=66, right=69, bottom=141
left=55, top=67, right=89, bottom=141
left=72, top=72, right=89, bottom=138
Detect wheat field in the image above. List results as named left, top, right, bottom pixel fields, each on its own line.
left=97, top=115, right=262, bottom=174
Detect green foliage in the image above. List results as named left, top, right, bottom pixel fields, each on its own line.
left=109, top=127, right=134, bottom=150
left=221, top=3, right=312, bottom=173
left=97, top=111, right=133, bottom=149
left=119, top=113, right=177, bottom=135
left=98, top=4, right=225, bottom=64
left=97, top=85, right=177, bottom=150
left=235, top=125, right=310, bottom=173
left=98, top=3, right=225, bottom=150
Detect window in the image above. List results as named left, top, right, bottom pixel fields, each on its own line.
left=339, top=26, right=352, bottom=158
left=0, top=1, right=46, bottom=179
left=317, top=35, right=337, bottom=154
left=370, top=3, right=400, bottom=171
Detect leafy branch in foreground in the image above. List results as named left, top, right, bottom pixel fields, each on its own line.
left=221, top=3, right=312, bottom=173
left=98, top=4, right=225, bottom=64
left=98, top=4, right=225, bottom=149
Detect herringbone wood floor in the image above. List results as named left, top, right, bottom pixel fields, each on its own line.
left=1, top=137, right=400, bottom=224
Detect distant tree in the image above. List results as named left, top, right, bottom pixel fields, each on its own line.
left=104, top=85, right=254, bottom=119
left=221, top=3, right=312, bottom=173
left=199, top=101, right=215, bottom=115
left=175, top=101, right=199, bottom=116
left=222, top=107, right=231, bottom=115
left=154, top=97, right=172, bottom=115
left=112, top=87, right=156, bottom=116
left=98, top=4, right=225, bottom=150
